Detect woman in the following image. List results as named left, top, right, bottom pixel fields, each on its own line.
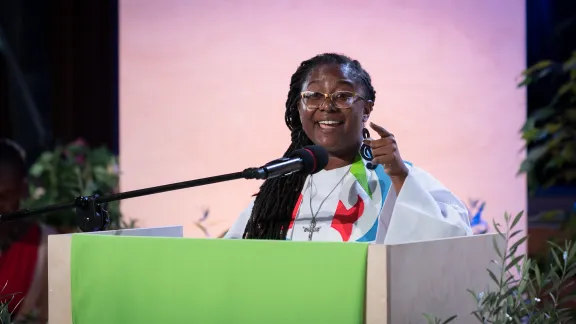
left=0, top=139, right=53, bottom=323
left=225, top=53, right=472, bottom=243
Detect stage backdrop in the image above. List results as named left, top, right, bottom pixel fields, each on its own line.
left=120, top=0, right=526, bottom=240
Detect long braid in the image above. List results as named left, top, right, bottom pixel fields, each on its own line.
left=243, top=53, right=376, bottom=240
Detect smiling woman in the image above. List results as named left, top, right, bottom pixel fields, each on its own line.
left=299, top=64, right=373, bottom=170
left=225, top=53, right=473, bottom=243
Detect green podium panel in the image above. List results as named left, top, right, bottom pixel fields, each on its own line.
left=70, top=235, right=368, bottom=324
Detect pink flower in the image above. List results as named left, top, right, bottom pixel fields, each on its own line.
left=64, top=138, right=88, bottom=165
left=69, top=138, right=88, bottom=147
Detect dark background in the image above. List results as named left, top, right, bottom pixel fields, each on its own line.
left=0, top=0, right=118, bottom=160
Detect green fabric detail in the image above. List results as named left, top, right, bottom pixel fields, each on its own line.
left=350, top=155, right=372, bottom=198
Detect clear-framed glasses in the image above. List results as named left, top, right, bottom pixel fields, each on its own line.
left=300, top=91, right=371, bottom=110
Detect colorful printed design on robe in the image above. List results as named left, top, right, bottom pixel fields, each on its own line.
left=331, top=195, right=365, bottom=242
left=342, top=159, right=413, bottom=242
left=288, top=157, right=412, bottom=242
left=331, top=158, right=385, bottom=242
left=467, top=199, right=488, bottom=235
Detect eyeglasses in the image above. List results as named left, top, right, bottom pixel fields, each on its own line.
left=300, top=91, right=371, bottom=110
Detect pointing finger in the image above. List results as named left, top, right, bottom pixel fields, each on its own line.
left=370, top=122, right=393, bottom=138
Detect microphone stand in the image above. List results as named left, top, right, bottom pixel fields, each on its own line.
left=0, top=168, right=263, bottom=232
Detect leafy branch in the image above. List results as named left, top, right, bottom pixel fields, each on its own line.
left=425, top=211, right=576, bottom=323
left=518, top=52, right=576, bottom=192
left=0, top=282, right=22, bottom=324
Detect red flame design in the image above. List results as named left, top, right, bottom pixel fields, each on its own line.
left=331, top=196, right=364, bottom=241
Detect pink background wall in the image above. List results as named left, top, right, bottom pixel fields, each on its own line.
left=119, top=0, right=526, bottom=239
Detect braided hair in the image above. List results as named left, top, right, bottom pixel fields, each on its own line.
left=243, top=53, right=376, bottom=240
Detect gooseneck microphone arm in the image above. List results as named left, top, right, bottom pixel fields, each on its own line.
left=0, top=145, right=329, bottom=233
left=0, top=170, right=250, bottom=232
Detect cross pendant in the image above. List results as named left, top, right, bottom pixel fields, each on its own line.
left=303, top=220, right=321, bottom=241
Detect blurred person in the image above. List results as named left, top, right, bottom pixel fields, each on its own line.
left=226, top=53, right=472, bottom=242
left=0, top=139, right=54, bottom=323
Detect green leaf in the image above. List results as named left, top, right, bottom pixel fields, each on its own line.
left=508, top=237, right=528, bottom=257
left=510, top=211, right=524, bottom=230
left=526, top=145, right=551, bottom=162
left=487, top=269, right=500, bottom=285
left=534, top=264, right=542, bottom=288
left=493, top=219, right=505, bottom=238
left=28, top=162, right=45, bottom=177
left=493, top=237, right=503, bottom=259
left=568, top=242, right=576, bottom=262
left=471, top=312, right=484, bottom=322
left=521, top=127, right=547, bottom=142
left=506, top=255, right=525, bottom=272
left=518, top=75, right=532, bottom=87
left=518, top=279, right=529, bottom=294
left=549, top=292, right=558, bottom=306
left=523, top=60, right=554, bottom=76
left=563, top=54, right=576, bottom=71
left=539, top=210, right=566, bottom=222
left=544, top=122, right=563, bottom=134
left=442, top=315, right=457, bottom=324
left=526, top=106, right=556, bottom=124
left=518, top=159, right=534, bottom=174
left=422, top=313, right=436, bottom=324
left=509, top=229, right=523, bottom=239
left=548, top=240, right=563, bottom=251
left=552, top=252, right=564, bottom=270
left=505, top=284, right=520, bottom=298
left=504, top=212, right=511, bottom=223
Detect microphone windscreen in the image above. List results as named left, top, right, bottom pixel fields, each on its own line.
left=289, top=145, right=329, bottom=175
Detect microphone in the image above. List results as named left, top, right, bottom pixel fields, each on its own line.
left=243, top=145, right=329, bottom=180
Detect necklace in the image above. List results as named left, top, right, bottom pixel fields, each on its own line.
left=302, top=166, right=351, bottom=241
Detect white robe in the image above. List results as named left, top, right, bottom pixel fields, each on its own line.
left=225, top=161, right=472, bottom=244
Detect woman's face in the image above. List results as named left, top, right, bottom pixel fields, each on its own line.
left=298, top=64, right=373, bottom=157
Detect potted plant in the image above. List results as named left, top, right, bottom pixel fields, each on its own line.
left=20, top=139, right=136, bottom=233
left=425, top=211, right=576, bottom=323
left=520, top=50, right=576, bottom=237
left=0, top=282, right=16, bottom=324
left=518, top=51, right=576, bottom=192
left=519, top=50, right=576, bottom=299
left=0, top=282, right=34, bottom=324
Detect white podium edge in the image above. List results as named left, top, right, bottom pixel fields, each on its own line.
left=366, top=233, right=501, bottom=324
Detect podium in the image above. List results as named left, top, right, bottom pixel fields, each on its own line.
left=48, top=228, right=499, bottom=324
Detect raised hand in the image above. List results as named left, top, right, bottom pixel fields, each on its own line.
left=363, top=122, right=409, bottom=179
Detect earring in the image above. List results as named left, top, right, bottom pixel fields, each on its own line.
left=360, top=128, right=376, bottom=169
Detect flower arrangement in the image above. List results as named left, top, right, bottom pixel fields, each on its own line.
left=425, top=211, right=576, bottom=323
left=20, top=139, right=136, bottom=232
